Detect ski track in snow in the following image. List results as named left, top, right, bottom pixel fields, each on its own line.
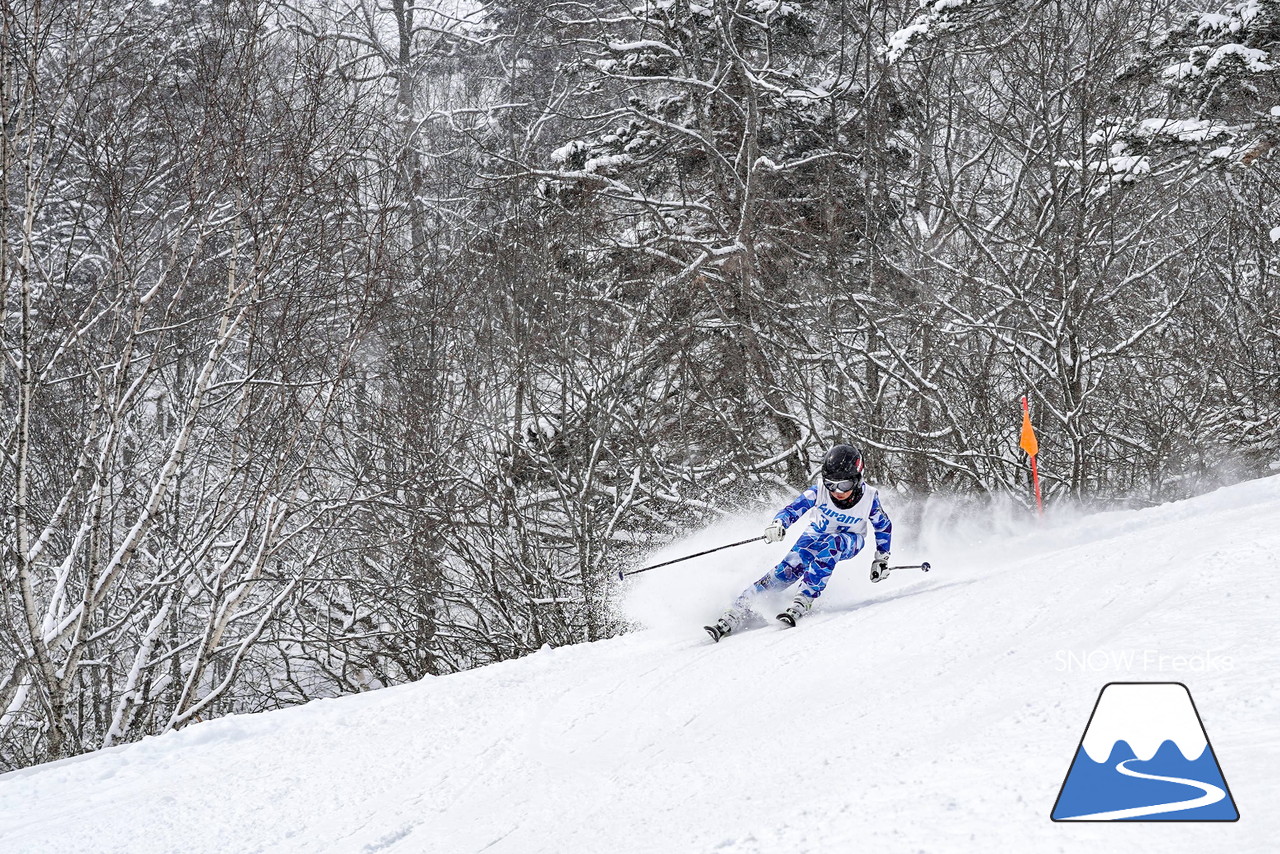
left=1058, top=758, right=1226, bottom=821
left=2, top=477, right=1280, bottom=852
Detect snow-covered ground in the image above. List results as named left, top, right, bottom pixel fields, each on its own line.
left=3, top=477, right=1278, bottom=853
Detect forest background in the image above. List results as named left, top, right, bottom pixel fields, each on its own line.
left=2, top=0, right=1277, bottom=769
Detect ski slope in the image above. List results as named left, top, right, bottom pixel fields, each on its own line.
left=3, top=477, right=1279, bottom=853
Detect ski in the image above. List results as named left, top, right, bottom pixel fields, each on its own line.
left=704, top=617, right=790, bottom=640
left=703, top=610, right=770, bottom=642
left=706, top=609, right=804, bottom=639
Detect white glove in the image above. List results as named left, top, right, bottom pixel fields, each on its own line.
left=764, top=519, right=786, bottom=543
left=869, top=551, right=890, bottom=583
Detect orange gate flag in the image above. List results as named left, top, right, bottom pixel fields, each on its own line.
left=1020, top=398, right=1039, bottom=457
left=1020, top=396, right=1043, bottom=515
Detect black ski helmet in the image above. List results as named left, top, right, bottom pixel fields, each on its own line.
left=821, top=444, right=864, bottom=507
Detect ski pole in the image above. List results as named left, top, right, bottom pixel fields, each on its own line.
left=617, top=536, right=767, bottom=580
left=872, top=561, right=932, bottom=583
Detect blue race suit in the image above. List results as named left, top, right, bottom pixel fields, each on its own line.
left=736, top=482, right=892, bottom=607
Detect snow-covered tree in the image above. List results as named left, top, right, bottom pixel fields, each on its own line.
left=1108, top=0, right=1280, bottom=168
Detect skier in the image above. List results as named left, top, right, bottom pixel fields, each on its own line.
left=706, top=444, right=892, bottom=641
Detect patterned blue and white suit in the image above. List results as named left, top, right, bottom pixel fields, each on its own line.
left=736, top=482, right=893, bottom=608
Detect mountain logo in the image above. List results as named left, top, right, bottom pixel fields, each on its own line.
left=1051, top=682, right=1239, bottom=822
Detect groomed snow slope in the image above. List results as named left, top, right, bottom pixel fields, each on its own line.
left=3, top=477, right=1279, bottom=853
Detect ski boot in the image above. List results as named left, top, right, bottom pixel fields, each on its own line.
left=704, top=617, right=733, bottom=642
left=704, top=606, right=752, bottom=642
left=776, top=596, right=813, bottom=627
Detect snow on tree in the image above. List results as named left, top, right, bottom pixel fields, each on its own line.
left=1111, top=0, right=1280, bottom=167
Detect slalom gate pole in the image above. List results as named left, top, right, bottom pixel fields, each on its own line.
left=1030, top=454, right=1043, bottom=516
left=1020, top=395, right=1043, bottom=516
left=617, top=536, right=767, bottom=580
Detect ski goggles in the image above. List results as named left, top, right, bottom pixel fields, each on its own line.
left=824, top=478, right=860, bottom=494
